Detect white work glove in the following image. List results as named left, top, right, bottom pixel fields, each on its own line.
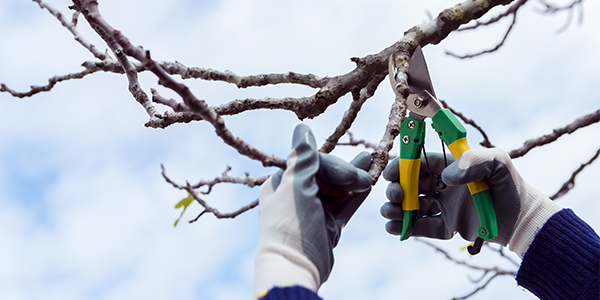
left=381, top=148, right=561, bottom=257
left=254, top=124, right=372, bottom=298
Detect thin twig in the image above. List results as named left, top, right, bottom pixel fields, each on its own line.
left=1, top=69, right=95, bottom=98
left=34, top=0, right=108, bottom=60
left=337, top=132, right=379, bottom=150
left=160, top=164, right=268, bottom=192
left=446, top=12, right=518, bottom=59
left=416, top=239, right=516, bottom=300
left=452, top=273, right=503, bottom=300
left=440, top=100, right=494, bottom=148
left=457, top=0, right=528, bottom=31
left=184, top=183, right=259, bottom=219
left=416, top=239, right=514, bottom=274
left=189, top=210, right=208, bottom=223
left=161, top=164, right=263, bottom=220
left=550, top=148, right=600, bottom=200
left=484, top=243, right=520, bottom=267
left=509, top=109, right=600, bottom=158
left=536, top=0, right=585, bottom=34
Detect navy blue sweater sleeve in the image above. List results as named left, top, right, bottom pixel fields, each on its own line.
left=516, top=209, right=599, bottom=300
left=260, top=286, right=322, bottom=300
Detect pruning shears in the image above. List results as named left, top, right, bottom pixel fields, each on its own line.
left=388, top=46, right=498, bottom=255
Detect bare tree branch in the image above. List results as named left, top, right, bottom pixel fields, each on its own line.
left=416, top=238, right=515, bottom=274
left=159, top=61, right=329, bottom=89
left=71, top=0, right=287, bottom=169
left=550, top=147, right=600, bottom=200
left=446, top=11, right=518, bottom=59
left=452, top=273, right=503, bottom=300
left=320, top=73, right=386, bottom=153
left=185, top=183, right=259, bottom=220
left=536, top=0, right=585, bottom=33
left=484, top=243, right=520, bottom=267
left=540, top=0, right=583, bottom=34
left=160, top=164, right=262, bottom=220
left=440, top=100, right=495, bottom=148
left=1, top=69, right=95, bottom=98
left=509, top=109, right=600, bottom=158
left=457, top=0, right=528, bottom=31
left=416, top=238, right=516, bottom=300
left=160, top=164, right=267, bottom=194
left=34, top=0, right=108, bottom=61
left=337, top=132, right=379, bottom=151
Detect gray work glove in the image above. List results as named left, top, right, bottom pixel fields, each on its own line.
left=254, top=124, right=372, bottom=297
left=381, top=149, right=561, bottom=257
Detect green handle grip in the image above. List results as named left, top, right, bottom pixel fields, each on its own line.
left=432, top=109, right=499, bottom=240
left=398, top=116, right=426, bottom=241
left=471, top=190, right=498, bottom=239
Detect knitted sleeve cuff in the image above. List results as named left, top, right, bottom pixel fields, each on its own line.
left=258, top=286, right=323, bottom=300
left=516, top=209, right=599, bottom=300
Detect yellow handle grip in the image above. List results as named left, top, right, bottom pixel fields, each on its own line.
left=447, top=137, right=490, bottom=195
left=399, top=158, right=421, bottom=211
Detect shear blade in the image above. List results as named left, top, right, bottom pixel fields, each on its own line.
left=408, top=46, right=436, bottom=99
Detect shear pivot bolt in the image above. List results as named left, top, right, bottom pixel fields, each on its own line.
left=413, top=96, right=425, bottom=108
left=408, top=120, right=415, bottom=129
left=402, top=135, right=410, bottom=144
left=480, top=229, right=487, bottom=236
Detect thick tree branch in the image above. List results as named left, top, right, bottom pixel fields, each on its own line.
left=152, top=89, right=286, bottom=168
left=73, top=0, right=287, bottom=168
left=509, top=109, right=600, bottom=158
left=159, top=61, right=329, bottom=89
left=12, top=0, right=517, bottom=143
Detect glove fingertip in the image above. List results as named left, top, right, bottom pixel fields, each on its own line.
left=385, top=182, right=404, bottom=203
left=349, top=151, right=372, bottom=171
left=353, top=169, right=373, bottom=190
left=385, top=221, right=403, bottom=236
left=291, top=123, right=317, bottom=150
left=317, top=153, right=357, bottom=185
left=382, top=157, right=400, bottom=182
left=380, top=202, right=403, bottom=220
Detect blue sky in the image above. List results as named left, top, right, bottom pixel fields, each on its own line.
left=1, top=0, right=599, bottom=299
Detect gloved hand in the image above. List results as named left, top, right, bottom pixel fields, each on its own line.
left=253, top=124, right=372, bottom=298
left=381, top=148, right=561, bottom=257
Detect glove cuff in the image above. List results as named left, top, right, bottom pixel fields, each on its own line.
left=508, top=185, right=561, bottom=258
left=253, top=242, right=320, bottom=298
left=253, top=176, right=321, bottom=298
